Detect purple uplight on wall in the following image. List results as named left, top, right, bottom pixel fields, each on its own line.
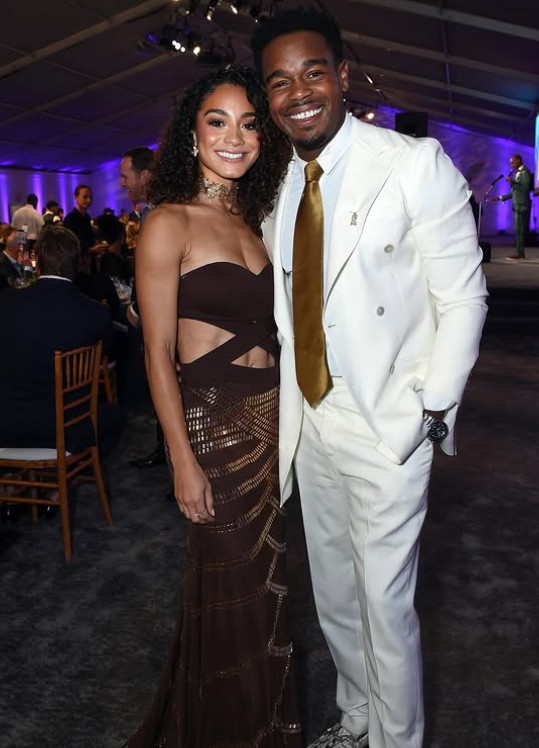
left=359, top=102, right=535, bottom=236
left=58, top=172, right=68, bottom=217
left=535, top=113, right=539, bottom=190
left=31, top=173, right=44, bottom=214
left=0, top=174, right=9, bottom=224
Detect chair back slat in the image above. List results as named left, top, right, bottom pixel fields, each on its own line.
left=54, top=342, right=102, bottom=458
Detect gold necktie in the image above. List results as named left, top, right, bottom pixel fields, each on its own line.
left=292, top=160, right=331, bottom=407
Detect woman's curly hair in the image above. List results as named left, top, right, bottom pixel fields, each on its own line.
left=148, top=64, right=291, bottom=235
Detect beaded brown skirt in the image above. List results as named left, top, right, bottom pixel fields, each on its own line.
left=124, top=380, right=301, bottom=748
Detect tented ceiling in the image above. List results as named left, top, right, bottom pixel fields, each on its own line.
left=0, top=0, right=537, bottom=173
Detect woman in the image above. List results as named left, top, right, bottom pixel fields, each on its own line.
left=125, top=216, right=140, bottom=252
left=123, top=66, right=299, bottom=747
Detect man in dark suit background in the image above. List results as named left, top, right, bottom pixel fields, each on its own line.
left=0, top=225, right=123, bottom=454
left=490, top=154, right=533, bottom=260
left=119, top=146, right=168, bottom=472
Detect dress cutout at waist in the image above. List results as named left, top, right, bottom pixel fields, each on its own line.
left=178, top=262, right=278, bottom=386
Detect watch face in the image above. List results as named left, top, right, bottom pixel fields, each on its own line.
left=428, top=419, right=449, bottom=442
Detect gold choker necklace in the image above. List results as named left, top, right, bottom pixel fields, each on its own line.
left=198, top=177, right=238, bottom=205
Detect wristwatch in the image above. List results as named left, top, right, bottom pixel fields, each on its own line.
left=422, top=411, right=448, bottom=443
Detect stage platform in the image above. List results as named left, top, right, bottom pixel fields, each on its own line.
left=479, top=236, right=539, bottom=332
left=481, top=236, right=539, bottom=289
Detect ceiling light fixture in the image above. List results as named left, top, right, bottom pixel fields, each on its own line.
left=364, top=71, right=376, bottom=86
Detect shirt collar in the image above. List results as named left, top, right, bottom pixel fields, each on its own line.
left=3, top=250, right=18, bottom=266
left=293, top=112, right=354, bottom=177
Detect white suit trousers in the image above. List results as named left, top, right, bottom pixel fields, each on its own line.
left=294, top=379, right=433, bottom=748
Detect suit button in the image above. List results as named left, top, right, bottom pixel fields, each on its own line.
left=383, top=244, right=394, bottom=254
left=376, top=306, right=385, bottom=316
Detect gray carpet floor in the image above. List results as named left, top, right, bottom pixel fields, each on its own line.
left=0, top=329, right=537, bottom=748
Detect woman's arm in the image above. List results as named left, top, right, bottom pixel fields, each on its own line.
left=136, top=207, right=214, bottom=523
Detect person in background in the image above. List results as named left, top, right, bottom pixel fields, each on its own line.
left=96, top=214, right=132, bottom=284
left=57, top=207, right=65, bottom=222
left=75, top=261, right=121, bottom=321
left=120, top=146, right=166, bottom=468
left=128, top=202, right=142, bottom=222
left=252, top=8, right=488, bottom=748
left=0, top=224, right=24, bottom=287
left=63, top=185, right=106, bottom=269
left=125, top=216, right=140, bottom=252
left=43, top=200, right=62, bottom=225
left=121, top=148, right=154, bottom=210
left=119, top=208, right=129, bottom=225
left=489, top=154, right=532, bottom=260
left=120, top=147, right=154, bottom=328
left=0, top=225, right=124, bottom=456
left=11, top=193, right=44, bottom=244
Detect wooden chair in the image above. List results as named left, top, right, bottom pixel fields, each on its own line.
left=99, top=355, right=118, bottom=404
left=0, top=342, right=113, bottom=561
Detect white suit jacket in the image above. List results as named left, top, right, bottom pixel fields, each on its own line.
left=263, top=118, right=488, bottom=503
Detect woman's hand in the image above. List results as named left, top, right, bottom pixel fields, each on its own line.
left=172, top=458, right=215, bottom=524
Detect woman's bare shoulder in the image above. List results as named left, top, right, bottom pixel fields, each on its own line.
left=143, top=202, right=192, bottom=228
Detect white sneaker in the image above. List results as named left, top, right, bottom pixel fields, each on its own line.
left=308, top=723, right=368, bottom=748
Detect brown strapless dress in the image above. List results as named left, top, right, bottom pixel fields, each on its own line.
left=123, top=262, right=301, bottom=748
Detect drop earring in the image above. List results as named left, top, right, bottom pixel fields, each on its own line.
left=192, top=143, right=199, bottom=156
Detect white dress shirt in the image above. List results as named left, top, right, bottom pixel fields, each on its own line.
left=12, top=204, right=45, bottom=240
left=280, top=113, right=354, bottom=375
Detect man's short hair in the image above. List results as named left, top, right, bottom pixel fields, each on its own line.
left=46, top=200, right=59, bottom=211
left=26, top=193, right=38, bottom=208
left=36, top=225, right=80, bottom=280
left=74, top=184, right=91, bottom=197
left=251, top=6, right=344, bottom=77
left=123, top=147, right=154, bottom=174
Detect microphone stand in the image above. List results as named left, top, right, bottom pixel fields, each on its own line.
left=478, top=181, right=498, bottom=241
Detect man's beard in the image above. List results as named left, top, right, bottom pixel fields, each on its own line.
left=292, top=130, right=331, bottom=154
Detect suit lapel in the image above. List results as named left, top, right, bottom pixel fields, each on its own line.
left=325, top=135, right=403, bottom=303
left=264, top=163, right=294, bottom=342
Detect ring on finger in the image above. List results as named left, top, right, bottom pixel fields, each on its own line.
left=194, top=509, right=205, bottom=518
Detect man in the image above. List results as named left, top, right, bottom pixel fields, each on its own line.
left=0, top=224, right=24, bottom=287
left=12, top=193, right=44, bottom=242
left=0, top=225, right=122, bottom=454
left=490, top=154, right=532, bottom=260
left=252, top=9, right=487, bottom=748
left=129, top=202, right=142, bottom=222
left=63, top=184, right=105, bottom=264
left=43, top=200, right=62, bottom=225
left=120, top=146, right=154, bottom=329
left=120, top=147, right=153, bottom=209
left=119, top=146, right=165, bottom=469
